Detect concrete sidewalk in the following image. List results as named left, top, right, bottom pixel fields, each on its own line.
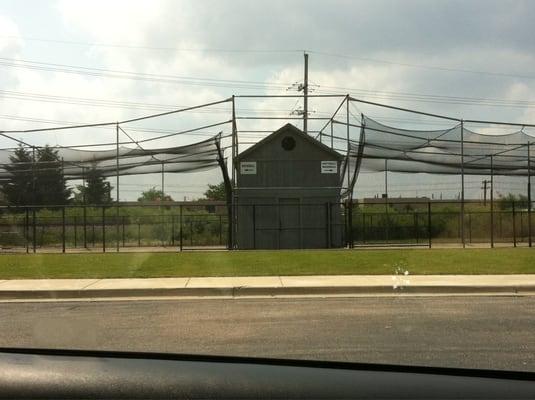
left=1, top=275, right=535, bottom=300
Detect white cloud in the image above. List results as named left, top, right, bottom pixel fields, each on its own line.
left=2, top=1, right=535, bottom=199
left=0, top=14, right=21, bottom=53
left=57, top=0, right=167, bottom=43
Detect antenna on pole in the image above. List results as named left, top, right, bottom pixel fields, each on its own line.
left=303, top=52, right=309, bottom=134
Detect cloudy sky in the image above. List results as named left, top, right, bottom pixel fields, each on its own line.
left=1, top=0, right=535, bottom=200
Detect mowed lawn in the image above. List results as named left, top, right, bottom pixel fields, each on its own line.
left=0, top=248, right=533, bottom=279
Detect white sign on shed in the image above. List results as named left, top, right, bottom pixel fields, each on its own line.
left=321, top=161, right=338, bottom=174
left=240, top=161, right=257, bottom=175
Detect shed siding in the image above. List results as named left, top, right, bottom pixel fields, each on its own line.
left=235, top=124, right=344, bottom=249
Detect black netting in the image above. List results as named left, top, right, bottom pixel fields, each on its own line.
left=350, top=116, right=534, bottom=176
left=0, top=133, right=222, bottom=180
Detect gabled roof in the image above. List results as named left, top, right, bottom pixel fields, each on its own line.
left=236, top=123, right=343, bottom=161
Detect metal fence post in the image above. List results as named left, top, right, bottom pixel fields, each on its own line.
left=458, top=212, right=462, bottom=240
left=343, top=202, right=348, bottom=247
left=32, top=208, right=36, bottom=253
left=102, top=206, right=106, bottom=253
left=468, top=213, right=472, bottom=244
left=73, top=215, right=77, bottom=248
left=62, top=207, right=66, bottom=253
left=25, top=207, right=29, bottom=253
left=427, top=201, right=432, bottom=248
left=324, top=203, right=329, bottom=248
left=512, top=200, right=517, bottom=247
left=190, top=220, right=193, bottom=246
left=228, top=201, right=234, bottom=251
left=83, top=205, right=87, bottom=249
left=116, top=211, right=120, bottom=252
left=414, top=212, right=419, bottom=244
left=499, top=212, right=503, bottom=241
left=179, top=205, right=183, bottom=251
left=171, top=215, right=175, bottom=246
left=385, top=199, right=389, bottom=245
left=349, top=200, right=354, bottom=248
left=521, top=212, right=524, bottom=241
left=138, top=221, right=141, bottom=247
left=122, top=216, right=126, bottom=247
left=362, top=212, right=365, bottom=244
left=161, top=214, right=165, bottom=247
left=219, top=214, right=222, bottom=246
left=252, top=205, right=256, bottom=249
left=326, top=202, right=332, bottom=248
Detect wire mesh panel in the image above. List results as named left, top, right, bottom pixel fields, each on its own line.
left=0, top=203, right=230, bottom=252
left=0, top=199, right=532, bottom=252
left=0, top=95, right=533, bottom=251
left=352, top=201, right=431, bottom=246
left=0, top=208, right=27, bottom=252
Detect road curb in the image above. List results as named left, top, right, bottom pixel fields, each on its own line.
left=1, top=285, right=535, bottom=300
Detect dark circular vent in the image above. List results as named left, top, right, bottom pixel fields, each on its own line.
left=281, top=136, right=296, bottom=151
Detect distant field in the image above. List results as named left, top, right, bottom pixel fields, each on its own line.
left=0, top=248, right=533, bottom=279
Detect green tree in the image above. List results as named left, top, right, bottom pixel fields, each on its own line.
left=137, top=187, right=173, bottom=202
left=1, top=145, right=34, bottom=205
left=1, top=144, right=71, bottom=206
left=498, top=193, right=529, bottom=210
left=203, top=182, right=226, bottom=201
left=34, top=145, right=71, bottom=205
left=74, top=167, right=112, bottom=204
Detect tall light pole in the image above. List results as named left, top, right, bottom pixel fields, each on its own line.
left=303, top=52, right=309, bottom=134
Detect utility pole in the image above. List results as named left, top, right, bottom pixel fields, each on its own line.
left=116, top=122, right=120, bottom=252
left=481, top=179, right=490, bottom=206
left=289, top=53, right=310, bottom=132
left=528, top=141, right=532, bottom=247
left=303, top=52, right=309, bottom=134
left=460, top=120, right=465, bottom=248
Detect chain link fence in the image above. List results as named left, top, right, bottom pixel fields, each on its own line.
left=0, top=199, right=532, bottom=252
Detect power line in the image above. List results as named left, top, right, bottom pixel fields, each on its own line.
left=2, top=35, right=303, bottom=54
left=7, top=55, right=535, bottom=110
left=308, top=50, right=535, bottom=81
left=315, top=86, right=535, bottom=109
left=6, top=35, right=534, bottom=81
left=0, top=89, right=316, bottom=115
left=0, top=57, right=291, bottom=90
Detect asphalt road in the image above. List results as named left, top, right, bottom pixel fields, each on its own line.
left=0, top=296, right=534, bottom=372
